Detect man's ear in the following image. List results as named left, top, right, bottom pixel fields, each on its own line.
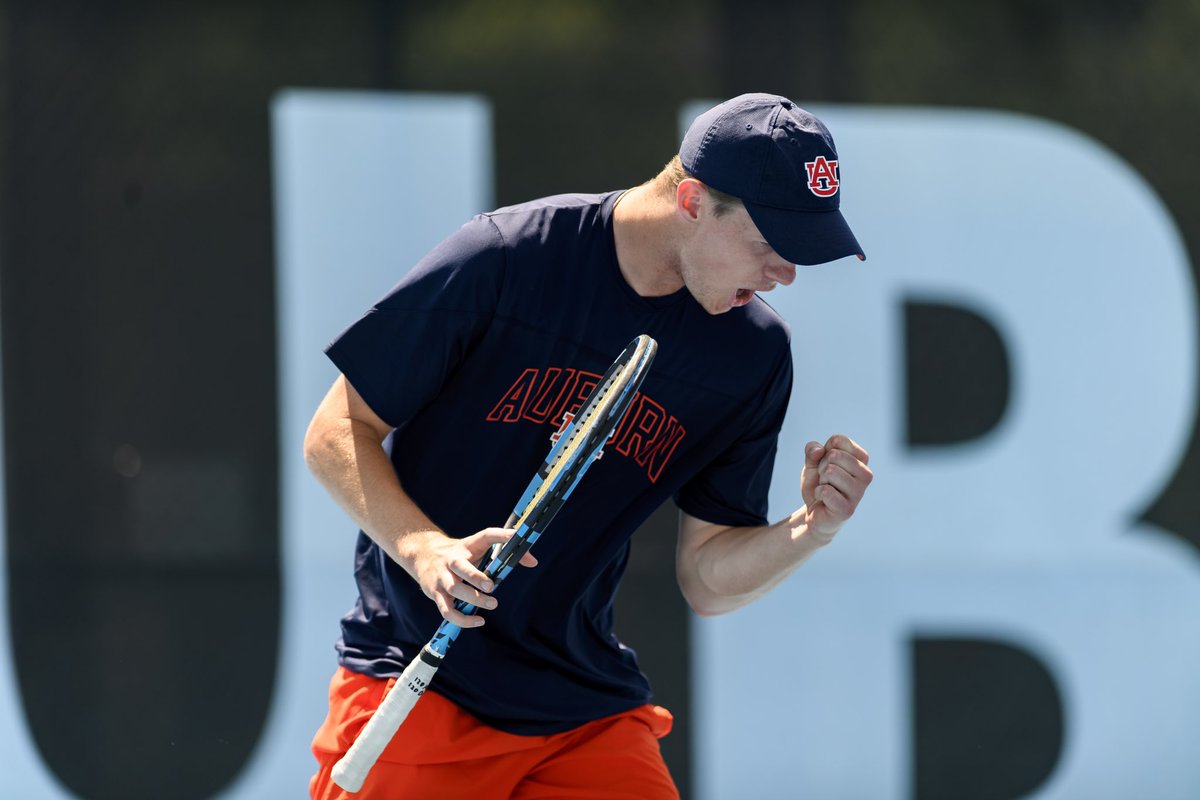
left=675, top=178, right=705, bottom=223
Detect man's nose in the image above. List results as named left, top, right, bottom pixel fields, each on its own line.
left=766, top=259, right=797, bottom=286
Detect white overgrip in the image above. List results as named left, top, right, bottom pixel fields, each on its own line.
left=330, top=650, right=441, bottom=792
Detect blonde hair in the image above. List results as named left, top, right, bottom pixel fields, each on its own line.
left=652, top=154, right=742, bottom=217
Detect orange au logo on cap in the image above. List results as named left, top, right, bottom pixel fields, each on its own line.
left=805, top=156, right=840, bottom=197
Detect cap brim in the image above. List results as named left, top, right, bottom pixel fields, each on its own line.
left=743, top=201, right=865, bottom=266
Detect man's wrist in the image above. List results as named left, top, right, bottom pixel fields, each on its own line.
left=391, top=527, right=444, bottom=572
left=791, top=506, right=837, bottom=549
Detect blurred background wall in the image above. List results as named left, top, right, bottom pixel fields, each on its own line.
left=1, top=1, right=1198, bottom=798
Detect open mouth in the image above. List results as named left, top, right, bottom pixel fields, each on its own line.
left=732, top=288, right=754, bottom=307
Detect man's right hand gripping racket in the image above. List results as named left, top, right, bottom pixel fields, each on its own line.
left=331, top=334, right=658, bottom=792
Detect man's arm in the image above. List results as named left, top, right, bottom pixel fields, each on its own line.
left=675, top=434, right=872, bottom=617
left=303, top=374, right=533, bottom=627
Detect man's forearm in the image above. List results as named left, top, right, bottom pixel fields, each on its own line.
left=677, top=508, right=828, bottom=616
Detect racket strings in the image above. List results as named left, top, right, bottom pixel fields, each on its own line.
left=487, top=343, right=651, bottom=578
left=515, top=365, right=631, bottom=524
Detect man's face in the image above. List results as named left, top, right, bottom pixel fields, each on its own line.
left=678, top=199, right=797, bottom=315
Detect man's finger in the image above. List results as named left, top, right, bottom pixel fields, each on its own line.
left=817, top=463, right=857, bottom=494
left=435, top=592, right=485, bottom=628
left=824, top=434, right=869, bottom=464
left=474, top=527, right=517, bottom=544
left=449, top=581, right=498, bottom=611
left=451, top=559, right=496, bottom=593
left=816, top=483, right=854, bottom=518
left=822, top=448, right=873, bottom=482
left=801, top=441, right=825, bottom=508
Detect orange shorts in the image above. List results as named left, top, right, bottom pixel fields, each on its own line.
left=310, top=665, right=679, bottom=799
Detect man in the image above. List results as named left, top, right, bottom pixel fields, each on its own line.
left=305, top=93, right=873, bottom=798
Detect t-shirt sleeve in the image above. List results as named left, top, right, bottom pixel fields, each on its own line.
left=324, top=214, right=505, bottom=428
left=674, top=345, right=794, bottom=528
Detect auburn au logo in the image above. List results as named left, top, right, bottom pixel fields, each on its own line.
left=805, top=156, right=840, bottom=197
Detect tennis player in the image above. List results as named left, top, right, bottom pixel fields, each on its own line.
left=305, top=93, right=873, bottom=798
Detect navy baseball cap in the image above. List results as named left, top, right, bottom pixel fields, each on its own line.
left=680, top=93, right=865, bottom=265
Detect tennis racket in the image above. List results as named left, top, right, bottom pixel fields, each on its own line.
left=331, top=334, right=658, bottom=792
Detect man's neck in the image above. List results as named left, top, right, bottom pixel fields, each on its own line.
left=611, top=184, right=685, bottom=298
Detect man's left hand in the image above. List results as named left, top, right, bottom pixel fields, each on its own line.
left=800, top=434, right=873, bottom=544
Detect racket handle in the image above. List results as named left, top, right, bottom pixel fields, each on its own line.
left=331, top=647, right=442, bottom=792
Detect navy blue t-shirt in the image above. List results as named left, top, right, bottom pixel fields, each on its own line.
left=325, top=191, right=793, bottom=735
